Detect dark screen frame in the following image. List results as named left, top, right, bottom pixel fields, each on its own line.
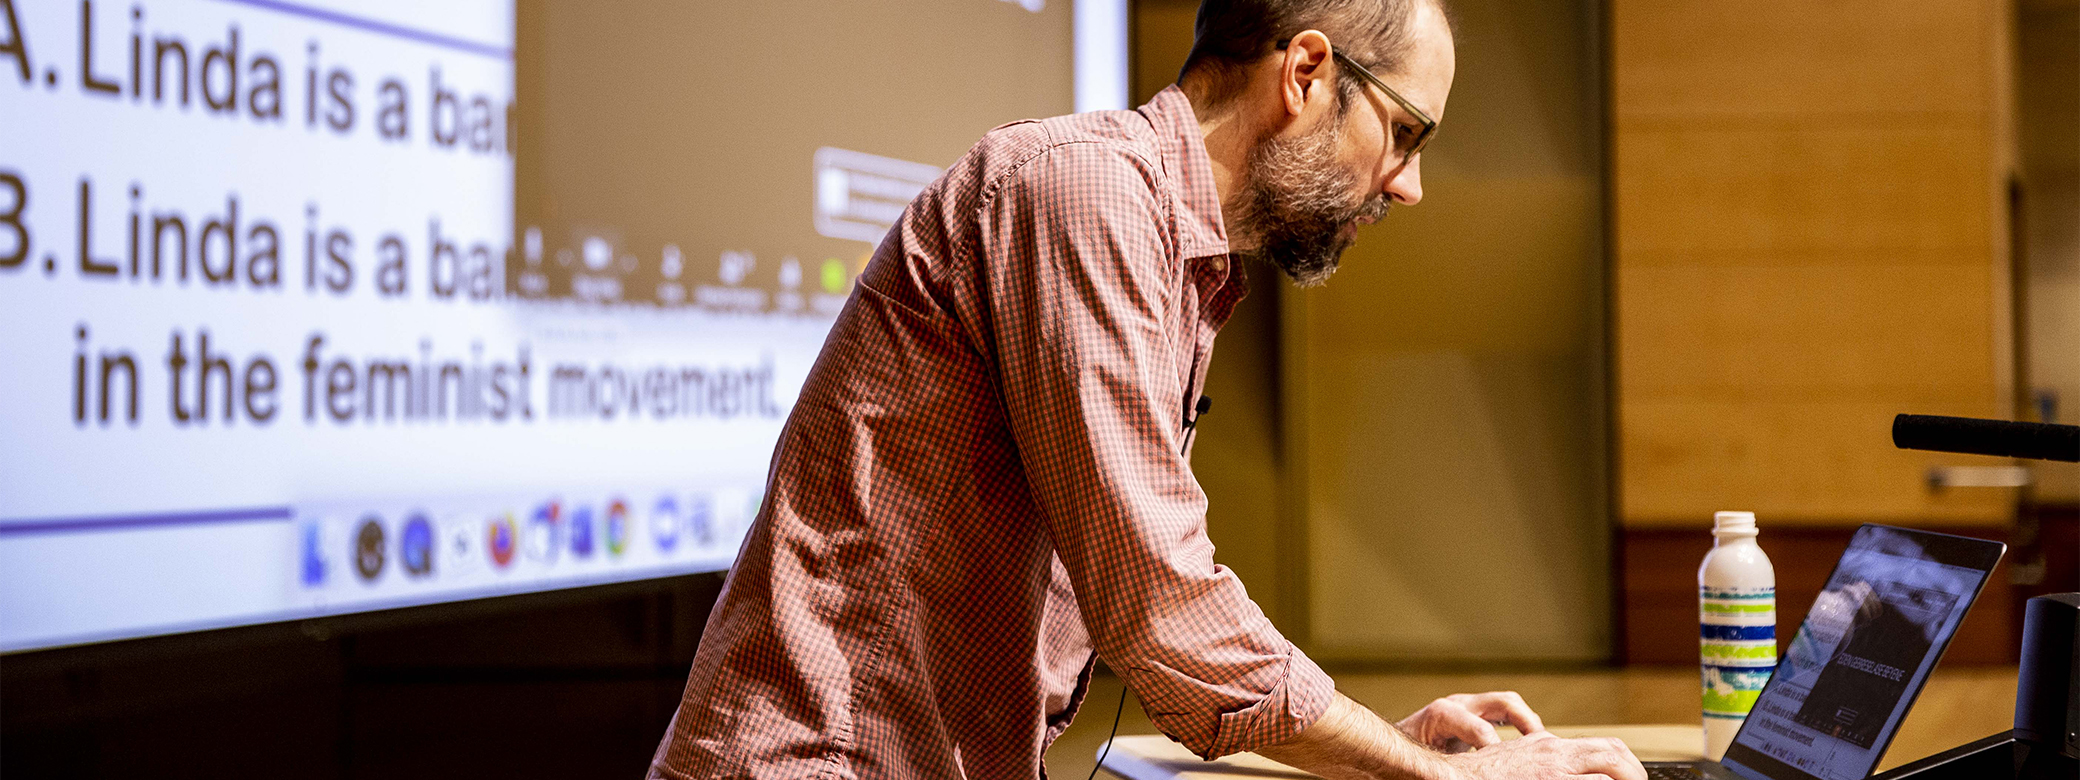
left=1719, top=524, right=2005, bottom=780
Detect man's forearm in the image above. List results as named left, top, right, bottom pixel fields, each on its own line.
left=1254, top=693, right=1459, bottom=780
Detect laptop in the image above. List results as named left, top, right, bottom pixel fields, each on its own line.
left=1645, top=524, right=2006, bottom=780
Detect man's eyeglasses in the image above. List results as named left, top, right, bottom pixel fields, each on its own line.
left=1273, top=39, right=1437, bottom=162
left=1329, top=50, right=1436, bottom=161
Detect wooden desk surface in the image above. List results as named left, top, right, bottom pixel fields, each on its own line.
left=1097, top=726, right=1705, bottom=779
left=1046, top=667, right=2020, bottom=779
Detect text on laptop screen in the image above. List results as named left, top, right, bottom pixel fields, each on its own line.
left=1722, top=527, right=1996, bottom=780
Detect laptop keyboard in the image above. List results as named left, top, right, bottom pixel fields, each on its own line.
left=1646, top=766, right=1706, bottom=780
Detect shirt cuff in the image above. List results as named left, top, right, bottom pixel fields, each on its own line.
left=1196, top=649, right=1335, bottom=760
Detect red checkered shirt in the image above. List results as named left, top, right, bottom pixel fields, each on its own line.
left=649, top=85, right=1333, bottom=779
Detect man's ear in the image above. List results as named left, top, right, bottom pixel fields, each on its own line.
left=1279, top=29, right=1335, bottom=117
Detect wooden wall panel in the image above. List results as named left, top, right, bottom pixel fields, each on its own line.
left=1616, top=123, right=1992, bottom=259
left=1618, top=264, right=1997, bottom=397
left=1622, top=400, right=2011, bottom=524
left=1613, top=0, right=2015, bottom=529
left=1612, top=0, right=1993, bottom=118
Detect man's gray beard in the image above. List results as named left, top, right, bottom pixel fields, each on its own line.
left=1233, top=118, right=1390, bottom=288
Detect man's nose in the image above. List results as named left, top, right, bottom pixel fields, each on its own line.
left=1386, top=156, right=1424, bottom=206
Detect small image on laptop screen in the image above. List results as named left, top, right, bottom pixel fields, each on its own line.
left=1721, top=527, right=1994, bottom=780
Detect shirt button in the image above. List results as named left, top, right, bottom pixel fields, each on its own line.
left=1208, top=256, right=1226, bottom=273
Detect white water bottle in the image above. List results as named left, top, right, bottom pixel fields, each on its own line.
left=1698, top=511, right=1775, bottom=761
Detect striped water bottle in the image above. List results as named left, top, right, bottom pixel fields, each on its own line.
left=1699, top=510, right=1775, bottom=761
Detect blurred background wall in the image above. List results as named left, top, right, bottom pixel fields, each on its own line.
left=2017, top=0, right=2078, bottom=502
left=1291, top=0, right=1610, bottom=663
left=2012, top=0, right=2079, bottom=638
left=1174, top=0, right=2076, bottom=668
left=1609, top=0, right=2075, bottom=664
left=1145, top=0, right=1613, bottom=666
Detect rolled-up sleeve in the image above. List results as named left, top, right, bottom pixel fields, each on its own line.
left=975, top=141, right=1334, bottom=758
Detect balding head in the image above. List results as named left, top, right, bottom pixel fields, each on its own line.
left=1180, top=0, right=1454, bottom=114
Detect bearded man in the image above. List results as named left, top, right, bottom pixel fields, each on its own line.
left=650, top=1, right=1646, bottom=778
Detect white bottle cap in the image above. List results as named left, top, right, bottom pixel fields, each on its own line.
left=1713, top=511, right=1758, bottom=537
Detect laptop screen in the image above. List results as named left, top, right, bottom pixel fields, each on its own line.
left=1720, top=525, right=2004, bottom=780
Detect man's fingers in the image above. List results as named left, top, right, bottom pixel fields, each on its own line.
left=1446, top=734, right=1645, bottom=780
left=1576, top=737, right=1646, bottom=780
left=1434, top=702, right=1502, bottom=748
left=1454, top=691, right=1547, bottom=735
left=1607, top=737, right=1648, bottom=780
left=1492, top=691, right=1545, bottom=735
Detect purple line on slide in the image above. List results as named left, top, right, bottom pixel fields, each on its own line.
left=206, top=0, right=512, bottom=60
left=0, top=507, right=294, bottom=537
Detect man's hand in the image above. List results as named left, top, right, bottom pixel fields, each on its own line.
left=1253, top=693, right=1646, bottom=780
left=1442, top=731, right=1646, bottom=780
left=1396, top=691, right=1547, bottom=751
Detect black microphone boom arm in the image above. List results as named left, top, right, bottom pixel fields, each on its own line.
left=1892, top=414, right=2080, bottom=463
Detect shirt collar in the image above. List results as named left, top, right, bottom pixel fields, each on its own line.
left=1137, top=85, right=1229, bottom=262
left=1204, top=253, right=1249, bottom=330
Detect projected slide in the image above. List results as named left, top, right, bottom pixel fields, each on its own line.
left=0, top=0, right=796, bottom=653
left=0, top=0, right=1076, bottom=653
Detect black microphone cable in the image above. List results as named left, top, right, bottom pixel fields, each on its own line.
left=1086, top=685, right=1128, bottom=780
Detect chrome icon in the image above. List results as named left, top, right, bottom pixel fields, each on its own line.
left=487, top=512, right=517, bottom=568
left=526, top=501, right=562, bottom=563
left=353, top=515, right=386, bottom=582
left=650, top=495, right=682, bottom=552
left=401, top=512, right=435, bottom=577
left=604, top=498, right=630, bottom=557
left=569, top=504, right=596, bottom=558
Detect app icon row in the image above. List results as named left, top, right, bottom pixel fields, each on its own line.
left=300, top=491, right=760, bottom=588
